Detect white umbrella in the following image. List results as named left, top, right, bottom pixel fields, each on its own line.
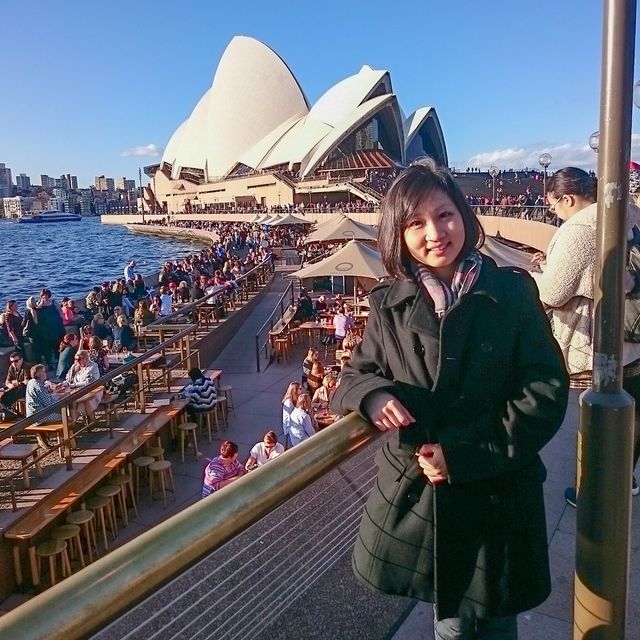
left=290, top=239, right=387, bottom=280
left=269, top=213, right=310, bottom=226
left=481, top=236, right=535, bottom=270
left=304, top=213, right=377, bottom=244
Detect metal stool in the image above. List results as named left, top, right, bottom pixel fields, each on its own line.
left=95, top=484, right=123, bottom=533
left=177, top=422, right=199, bottom=463
left=66, top=509, right=97, bottom=563
left=148, top=460, right=175, bottom=508
left=217, top=384, right=234, bottom=413
left=110, top=469, right=138, bottom=522
left=35, top=539, right=71, bottom=587
left=51, top=524, right=85, bottom=569
left=132, top=455, right=155, bottom=503
left=85, top=495, right=115, bottom=551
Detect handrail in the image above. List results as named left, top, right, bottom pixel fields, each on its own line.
left=254, top=280, right=295, bottom=371
left=0, top=412, right=380, bottom=640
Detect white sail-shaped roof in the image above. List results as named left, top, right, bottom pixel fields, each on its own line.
left=160, top=36, right=448, bottom=186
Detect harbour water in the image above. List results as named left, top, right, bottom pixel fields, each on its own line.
left=0, top=217, right=205, bottom=307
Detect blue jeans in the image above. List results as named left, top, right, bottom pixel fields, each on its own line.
left=433, top=607, right=517, bottom=640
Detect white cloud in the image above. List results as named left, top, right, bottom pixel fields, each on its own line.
left=458, top=134, right=640, bottom=173
left=121, top=144, right=163, bottom=158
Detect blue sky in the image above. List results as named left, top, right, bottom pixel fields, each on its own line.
left=2, top=0, right=639, bottom=187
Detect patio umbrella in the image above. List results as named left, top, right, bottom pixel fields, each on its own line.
left=304, top=213, right=377, bottom=244
left=480, top=236, right=536, bottom=270
left=269, top=213, right=310, bottom=226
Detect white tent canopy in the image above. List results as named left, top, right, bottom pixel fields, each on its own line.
left=290, top=239, right=388, bottom=280
left=269, top=213, right=310, bottom=226
left=304, top=213, right=377, bottom=244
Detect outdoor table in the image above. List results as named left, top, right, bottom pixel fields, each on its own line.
left=299, top=321, right=335, bottom=345
left=315, top=410, right=337, bottom=431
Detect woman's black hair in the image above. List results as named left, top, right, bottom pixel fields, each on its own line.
left=547, top=167, right=597, bottom=201
left=377, top=157, right=484, bottom=279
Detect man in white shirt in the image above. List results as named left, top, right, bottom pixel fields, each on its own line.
left=244, top=431, right=284, bottom=470
left=124, top=260, right=137, bottom=282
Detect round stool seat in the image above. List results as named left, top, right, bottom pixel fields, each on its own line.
left=145, top=446, right=164, bottom=459
left=218, top=384, right=233, bottom=392
left=66, top=510, right=94, bottom=526
left=133, top=456, right=154, bottom=468
left=36, top=539, right=67, bottom=557
left=149, top=460, right=172, bottom=473
left=177, top=422, right=199, bottom=463
left=95, top=485, right=121, bottom=499
left=86, top=495, right=110, bottom=510
left=110, top=473, right=132, bottom=487
left=51, top=524, right=81, bottom=541
left=177, top=422, right=197, bottom=432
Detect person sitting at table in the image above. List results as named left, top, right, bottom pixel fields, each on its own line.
left=314, top=295, right=328, bottom=314
left=176, top=280, right=191, bottom=304
left=132, top=274, right=147, bottom=300
left=149, top=294, right=162, bottom=318
left=91, top=313, right=112, bottom=345
left=25, top=364, right=62, bottom=429
left=245, top=430, right=284, bottom=471
left=56, top=333, right=79, bottom=380
left=311, top=373, right=337, bottom=412
left=302, top=348, right=318, bottom=389
left=342, top=330, right=362, bottom=352
left=61, top=299, right=86, bottom=330
left=294, top=290, right=314, bottom=322
left=65, top=350, right=103, bottom=423
left=332, top=306, right=354, bottom=346
left=0, top=351, right=30, bottom=416
left=282, top=381, right=302, bottom=445
left=306, top=360, right=325, bottom=399
left=159, top=286, right=174, bottom=316
left=181, top=367, right=218, bottom=420
left=106, top=306, right=124, bottom=330
left=202, top=440, right=245, bottom=498
left=112, top=314, right=136, bottom=351
left=88, top=336, right=109, bottom=376
left=134, top=299, right=155, bottom=327
left=288, top=393, right=316, bottom=447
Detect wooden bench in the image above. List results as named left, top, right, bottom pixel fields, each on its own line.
left=0, top=422, right=69, bottom=458
left=0, top=440, right=42, bottom=489
left=3, top=398, right=188, bottom=588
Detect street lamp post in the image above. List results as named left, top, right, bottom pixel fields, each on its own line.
left=588, top=131, right=600, bottom=153
left=538, top=152, right=552, bottom=201
left=308, top=187, right=313, bottom=209
left=488, top=165, right=498, bottom=215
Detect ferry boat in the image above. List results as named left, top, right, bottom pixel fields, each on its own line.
left=17, top=210, right=82, bottom=223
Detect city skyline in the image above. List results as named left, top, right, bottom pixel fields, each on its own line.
left=2, top=0, right=640, bottom=185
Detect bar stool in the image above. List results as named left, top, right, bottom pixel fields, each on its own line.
left=110, top=468, right=138, bottom=522
left=217, top=384, right=234, bottom=413
left=85, top=494, right=114, bottom=551
left=51, top=524, right=85, bottom=569
left=66, top=509, right=97, bottom=563
left=273, top=336, right=290, bottom=362
left=288, top=327, right=302, bottom=346
left=195, top=411, right=214, bottom=443
left=213, top=395, right=228, bottom=430
left=177, top=422, right=199, bottom=463
left=148, top=460, right=175, bottom=508
left=132, top=455, right=155, bottom=503
left=95, top=485, right=123, bottom=533
left=35, top=539, right=71, bottom=587
left=145, top=437, right=165, bottom=460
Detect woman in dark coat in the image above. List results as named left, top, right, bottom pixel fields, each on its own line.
left=331, top=159, right=568, bottom=639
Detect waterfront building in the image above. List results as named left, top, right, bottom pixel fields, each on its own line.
left=1, top=196, right=24, bottom=218
left=40, top=174, right=56, bottom=188
left=0, top=163, right=13, bottom=197
left=48, top=195, right=64, bottom=211
left=80, top=190, right=92, bottom=215
left=15, top=173, right=31, bottom=189
left=95, top=175, right=108, bottom=191
left=117, top=177, right=136, bottom=192
left=70, top=175, right=78, bottom=190
left=63, top=193, right=78, bottom=214
left=149, top=36, right=447, bottom=214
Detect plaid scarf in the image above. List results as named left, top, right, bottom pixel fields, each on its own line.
left=412, top=250, right=483, bottom=318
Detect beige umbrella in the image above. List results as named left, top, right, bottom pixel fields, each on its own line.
left=290, top=239, right=388, bottom=281
left=269, top=212, right=310, bottom=226
left=304, top=213, right=377, bottom=244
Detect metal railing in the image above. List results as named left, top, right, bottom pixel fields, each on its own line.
left=472, top=204, right=561, bottom=226
left=0, top=412, right=380, bottom=640
left=254, top=281, right=296, bottom=371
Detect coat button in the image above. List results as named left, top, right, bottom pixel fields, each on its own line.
left=489, top=494, right=500, bottom=505
left=413, top=344, right=425, bottom=355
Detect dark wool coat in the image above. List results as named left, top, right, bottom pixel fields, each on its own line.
left=330, top=258, right=569, bottom=620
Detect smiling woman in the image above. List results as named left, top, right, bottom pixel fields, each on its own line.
left=331, top=158, right=569, bottom=638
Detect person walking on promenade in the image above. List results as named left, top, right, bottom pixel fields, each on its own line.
left=22, top=296, right=45, bottom=364
left=202, top=440, right=245, bottom=497
left=531, top=167, right=640, bottom=504
left=331, top=159, right=569, bottom=640
left=37, top=289, right=65, bottom=370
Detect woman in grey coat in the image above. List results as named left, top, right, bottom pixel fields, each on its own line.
left=331, top=159, right=568, bottom=640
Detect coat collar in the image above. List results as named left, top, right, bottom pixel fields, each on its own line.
left=379, top=256, right=505, bottom=313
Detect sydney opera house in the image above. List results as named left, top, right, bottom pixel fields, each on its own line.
left=146, top=36, right=448, bottom=213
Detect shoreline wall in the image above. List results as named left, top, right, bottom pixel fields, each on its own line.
left=125, top=224, right=219, bottom=245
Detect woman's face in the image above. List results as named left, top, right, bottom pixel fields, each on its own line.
left=547, top=191, right=571, bottom=221
left=402, top=190, right=466, bottom=282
